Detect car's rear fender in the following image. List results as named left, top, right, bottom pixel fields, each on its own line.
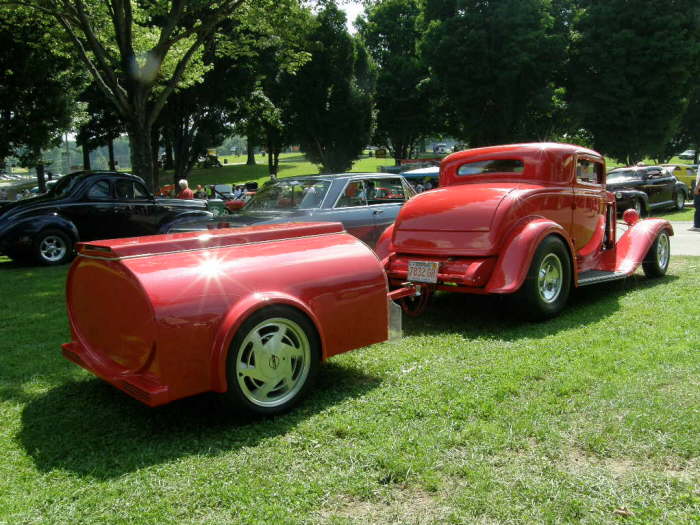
left=374, top=223, right=395, bottom=263
left=485, top=218, right=575, bottom=294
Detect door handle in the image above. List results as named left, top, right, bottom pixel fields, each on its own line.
left=373, top=209, right=384, bottom=215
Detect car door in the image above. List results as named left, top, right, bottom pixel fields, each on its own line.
left=572, top=157, right=607, bottom=254
left=114, top=179, right=158, bottom=236
left=642, top=168, right=673, bottom=207
left=61, top=178, right=118, bottom=241
left=365, top=177, right=414, bottom=243
left=327, top=180, right=376, bottom=245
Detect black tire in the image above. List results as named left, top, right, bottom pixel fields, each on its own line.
left=514, top=235, right=571, bottom=321
left=674, top=190, right=686, bottom=210
left=642, top=230, right=670, bottom=278
left=33, top=229, right=74, bottom=265
left=223, top=305, right=320, bottom=416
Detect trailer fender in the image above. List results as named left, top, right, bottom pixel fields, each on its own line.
left=615, top=218, right=674, bottom=274
left=210, top=292, right=326, bottom=393
left=485, top=218, right=575, bottom=294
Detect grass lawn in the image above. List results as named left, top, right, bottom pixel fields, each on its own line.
left=0, top=254, right=698, bottom=523
left=159, top=153, right=395, bottom=190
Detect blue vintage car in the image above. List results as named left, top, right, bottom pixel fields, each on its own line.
left=168, top=173, right=416, bottom=247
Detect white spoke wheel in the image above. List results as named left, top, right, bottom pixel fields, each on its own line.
left=642, top=230, right=670, bottom=278
left=34, top=229, right=73, bottom=265
left=225, top=306, right=320, bottom=415
left=515, top=235, right=571, bottom=320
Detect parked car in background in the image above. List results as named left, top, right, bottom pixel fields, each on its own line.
left=169, top=173, right=416, bottom=248
left=0, top=171, right=215, bottom=265
left=606, top=166, right=689, bottom=215
left=661, top=164, right=696, bottom=194
left=401, top=166, right=439, bottom=192
left=678, top=149, right=695, bottom=160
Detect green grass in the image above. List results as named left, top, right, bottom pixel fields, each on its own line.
left=0, top=255, right=698, bottom=523
left=160, top=153, right=395, bottom=190
left=654, top=207, right=695, bottom=222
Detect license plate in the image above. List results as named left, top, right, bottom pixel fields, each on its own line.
left=407, top=261, right=439, bottom=283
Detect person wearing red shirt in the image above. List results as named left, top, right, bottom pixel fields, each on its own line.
left=178, top=179, right=194, bottom=199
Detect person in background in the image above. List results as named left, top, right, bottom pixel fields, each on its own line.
left=194, top=184, right=206, bottom=199
left=178, top=179, right=194, bottom=199
left=691, top=168, right=700, bottom=232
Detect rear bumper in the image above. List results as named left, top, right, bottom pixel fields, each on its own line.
left=62, top=341, right=170, bottom=407
left=387, top=254, right=496, bottom=290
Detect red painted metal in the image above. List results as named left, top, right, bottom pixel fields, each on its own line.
left=63, top=222, right=389, bottom=406
left=384, top=142, right=674, bottom=295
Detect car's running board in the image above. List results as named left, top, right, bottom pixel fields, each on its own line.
left=577, top=270, right=628, bottom=286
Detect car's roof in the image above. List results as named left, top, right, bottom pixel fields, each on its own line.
left=444, top=142, right=603, bottom=164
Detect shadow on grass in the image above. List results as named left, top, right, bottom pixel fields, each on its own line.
left=403, top=273, right=679, bottom=341
left=18, top=361, right=380, bottom=479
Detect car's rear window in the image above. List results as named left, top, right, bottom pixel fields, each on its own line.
left=457, top=159, right=524, bottom=176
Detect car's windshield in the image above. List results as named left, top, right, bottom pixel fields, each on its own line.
left=48, top=173, right=82, bottom=198
left=245, top=179, right=331, bottom=211
left=607, top=169, right=637, bottom=181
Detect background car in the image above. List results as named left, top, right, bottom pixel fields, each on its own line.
left=661, top=164, right=696, bottom=194
left=0, top=170, right=214, bottom=265
left=606, top=165, right=689, bottom=215
left=169, top=173, right=416, bottom=247
left=678, top=149, right=696, bottom=160
left=401, top=166, right=439, bottom=191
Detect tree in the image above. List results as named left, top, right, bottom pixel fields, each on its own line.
left=76, top=83, right=124, bottom=171
left=568, top=0, right=700, bottom=163
left=359, top=0, right=431, bottom=164
left=420, top=0, right=568, bottom=146
left=289, top=2, right=372, bottom=173
left=13, top=0, right=257, bottom=189
left=0, top=7, right=77, bottom=191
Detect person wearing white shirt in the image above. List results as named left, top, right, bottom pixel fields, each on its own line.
left=691, top=168, right=700, bottom=231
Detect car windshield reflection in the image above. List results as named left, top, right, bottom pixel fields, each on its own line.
left=244, top=180, right=331, bottom=211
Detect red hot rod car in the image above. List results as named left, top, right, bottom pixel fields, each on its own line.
left=376, top=143, right=674, bottom=319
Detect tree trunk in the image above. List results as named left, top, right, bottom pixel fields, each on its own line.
left=35, top=151, right=46, bottom=194
left=246, top=135, right=256, bottom=166
left=82, top=144, right=91, bottom=170
left=164, top=135, right=174, bottom=170
left=107, top=136, right=116, bottom=171
left=127, top=119, right=156, bottom=191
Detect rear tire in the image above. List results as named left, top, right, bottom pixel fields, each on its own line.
left=514, top=236, right=571, bottom=321
left=674, top=190, right=686, bottom=210
left=642, top=230, right=670, bottom=278
left=223, top=305, right=320, bottom=416
left=33, top=229, right=73, bottom=265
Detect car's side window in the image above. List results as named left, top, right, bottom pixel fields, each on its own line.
left=87, top=180, right=112, bottom=199
left=336, top=181, right=368, bottom=208
left=116, top=180, right=150, bottom=200
left=576, top=159, right=604, bottom=185
left=367, top=177, right=408, bottom=204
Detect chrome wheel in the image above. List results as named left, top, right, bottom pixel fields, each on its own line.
left=235, top=317, right=311, bottom=408
left=39, top=234, right=68, bottom=263
left=656, top=231, right=670, bottom=270
left=537, top=253, right=563, bottom=304
left=633, top=199, right=643, bottom=215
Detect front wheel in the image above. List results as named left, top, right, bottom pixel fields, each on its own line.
left=514, top=236, right=571, bottom=320
left=642, top=230, right=670, bottom=278
left=33, top=229, right=74, bottom=265
left=223, top=305, right=320, bottom=415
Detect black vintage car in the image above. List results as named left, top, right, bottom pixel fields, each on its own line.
left=606, top=166, right=689, bottom=216
left=0, top=171, right=214, bottom=265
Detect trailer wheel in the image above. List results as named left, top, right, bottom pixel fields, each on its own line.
left=34, top=229, right=74, bottom=265
left=224, top=305, right=320, bottom=415
left=642, top=230, right=670, bottom=278
left=515, top=235, right=571, bottom=320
